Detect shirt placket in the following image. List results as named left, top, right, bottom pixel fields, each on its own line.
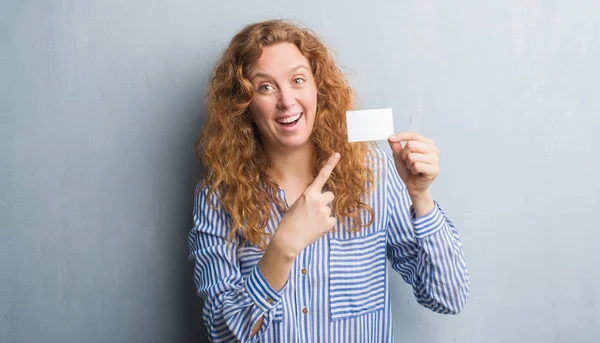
left=297, top=242, right=313, bottom=342
left=277, top=187, right=314, bottom=342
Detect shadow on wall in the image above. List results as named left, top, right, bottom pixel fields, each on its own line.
left=181, top=119, right=210, bottom=342
left=184, top=264, right=208, bottom=342
left=174, top=66, right=210, bottom=342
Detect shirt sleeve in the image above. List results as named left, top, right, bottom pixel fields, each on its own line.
left=188, top=184, right=286, bottom=342
left=382, top=151, right=470, bottom=314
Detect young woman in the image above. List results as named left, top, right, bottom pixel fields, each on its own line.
left=189, top=19, right=470, bottom=343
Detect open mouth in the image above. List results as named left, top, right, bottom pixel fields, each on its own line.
left=275, top=112, right=303, bottom=127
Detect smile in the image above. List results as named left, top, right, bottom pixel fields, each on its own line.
left=275, top=113, right=303, bottom=126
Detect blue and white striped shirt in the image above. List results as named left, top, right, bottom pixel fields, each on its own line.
left=188, top=148, right=469, bottom=343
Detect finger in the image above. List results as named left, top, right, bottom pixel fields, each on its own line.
left=308, top=152, right=340, bottom=192
left=389, top=132, right=434, bottom=145
left=321, top=191, right=335, bottom=205
left=387, top=136, right=403, bottom=159
left=411, top=162, right=439, bottom=177
left=400, top=142, right=438, bottom=162
left=322, top=205, right=332, bottom=217
left=400, top=140, right=438, bottom=158
left=404, top=152, right=439, bottom=166
left=405, top=155, right=438, bottom=173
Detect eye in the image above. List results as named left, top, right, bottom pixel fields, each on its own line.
left=258, top=84, right=274, bottom=92
left=293, top=78, right=305, bottom=84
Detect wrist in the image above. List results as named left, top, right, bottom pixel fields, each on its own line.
left=269, top=232, right=298, bottom=262
left=408, top=189, right=431, bottom=201
left=258, top=233, right=296, bottom=292
left=409, top=191, right=434, bottom=217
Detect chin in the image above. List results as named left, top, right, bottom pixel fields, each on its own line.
left=279, top=135, right=311, bottom=149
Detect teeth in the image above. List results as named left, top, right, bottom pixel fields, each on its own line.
left=277, top=113, right=301, bottom=124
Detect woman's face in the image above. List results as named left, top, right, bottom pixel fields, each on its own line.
left=247, top=42, right=318, bottom=152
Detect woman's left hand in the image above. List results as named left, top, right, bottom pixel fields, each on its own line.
left=388, top=132, right=440, bottom=197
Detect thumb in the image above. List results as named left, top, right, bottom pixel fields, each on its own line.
left=388, top=134, right=403, bottom=160
left=388, top=135, right=410, bottom=181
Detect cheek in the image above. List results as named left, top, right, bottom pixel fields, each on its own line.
left=310, top=93, right=318, bottom=111
left=306, top=86, right=318, bottom=109
left=305, top=91, right=318, bottom=118
left=249, top=101, right=265, bottom=124
left=249, top=98, right=272, bottom=122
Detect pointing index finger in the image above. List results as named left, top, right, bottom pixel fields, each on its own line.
left=309, top=152, right=340, bottom=192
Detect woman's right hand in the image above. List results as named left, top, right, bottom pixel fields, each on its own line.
left=272, top=152, right=340, bottom=258
left=257, top=152, right=340, bottom=294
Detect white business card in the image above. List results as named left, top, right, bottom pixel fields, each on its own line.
left=346, top=108, right=394, bottom=142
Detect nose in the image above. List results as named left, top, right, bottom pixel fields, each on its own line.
left=277, top=86, right=296, bottom=110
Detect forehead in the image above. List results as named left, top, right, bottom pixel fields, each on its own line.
left=250, top=42, right=311, bottom=73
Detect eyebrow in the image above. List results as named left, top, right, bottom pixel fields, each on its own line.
left=249, top=65, right=310, bottom=81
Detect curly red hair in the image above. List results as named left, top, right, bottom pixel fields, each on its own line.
left=196, top=19, right=376, bottom=249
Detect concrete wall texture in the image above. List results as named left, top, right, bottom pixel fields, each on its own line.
left=2, top=1, right=599, bottom=342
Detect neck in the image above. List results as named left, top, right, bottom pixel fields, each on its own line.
left=265, top=143, right=315, bottom=187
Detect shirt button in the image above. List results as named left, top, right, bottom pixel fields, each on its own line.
left=266, top=298, right=273, bottom=304
left=301, top=268, right=307, bottom=275
left=302, top=307, right=308, bottom=314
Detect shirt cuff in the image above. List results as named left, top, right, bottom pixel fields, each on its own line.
left=246, top=265, right=286, bottom=312
left=410, top=201, right=446, bottom=239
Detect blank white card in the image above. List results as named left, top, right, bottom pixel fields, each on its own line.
left=346, top=108, right=394, bottom=142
